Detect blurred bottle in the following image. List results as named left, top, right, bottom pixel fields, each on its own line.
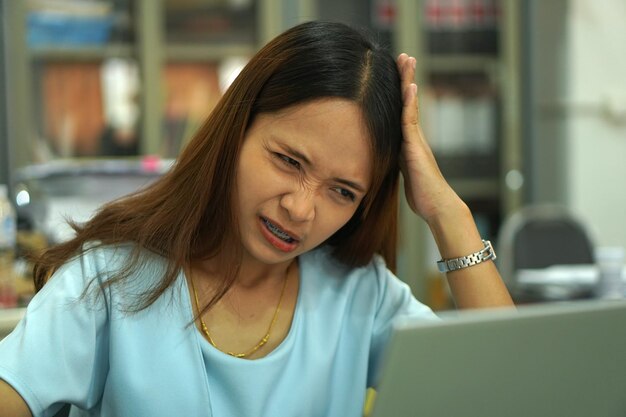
left=0, top=184, right=18, bottom=308
left=595, top=247, right=625, bottom=300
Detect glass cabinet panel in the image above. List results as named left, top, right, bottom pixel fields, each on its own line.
left=32, top=57, right=140, bottom=158
left=26, top=0, right=140, bottom=159
left=160, top=0, right=257, bottom=157
left=164, top=0, right=257, bottom=45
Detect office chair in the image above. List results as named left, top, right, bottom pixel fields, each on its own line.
left=497, top=204, right=595, bottom=303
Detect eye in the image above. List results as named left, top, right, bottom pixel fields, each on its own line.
left=332, top=187, right=356, bottom=202
left=275, top=153, right=301, bottom=169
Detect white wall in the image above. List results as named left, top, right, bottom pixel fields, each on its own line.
left=566, top=1, right=626, bottom=248
left=532, top=0, right=626, bottom=250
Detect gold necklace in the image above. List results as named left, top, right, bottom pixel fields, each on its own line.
left=189, top=270, right=289, bottom=359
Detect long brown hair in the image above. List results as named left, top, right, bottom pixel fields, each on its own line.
left=33, top=21, right=404, bottom=313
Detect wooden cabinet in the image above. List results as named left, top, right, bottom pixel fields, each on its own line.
left=4, top=0, right=282, bottom=167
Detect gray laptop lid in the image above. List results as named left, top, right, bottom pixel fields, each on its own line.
left=371, top=300, right=626, bottom=417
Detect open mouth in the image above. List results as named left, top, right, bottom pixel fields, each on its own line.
left=261, top=217, right=298, bottom=243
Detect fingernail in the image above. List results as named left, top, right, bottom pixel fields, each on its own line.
left=411, top=58, right=416, bottom=69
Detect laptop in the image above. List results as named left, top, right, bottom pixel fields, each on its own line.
left=370, top=300, right=626, bottom=417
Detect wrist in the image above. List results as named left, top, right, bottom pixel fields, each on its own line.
left=437, top=239, right=496, bottom=273
left=425, top=198, right=472, bottom=230
left=426, top=200, right=485, bottom=260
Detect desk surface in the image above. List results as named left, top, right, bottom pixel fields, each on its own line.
left=517, top=264, right=626, bottom=286
left=514, top=264, right=626, bottom=302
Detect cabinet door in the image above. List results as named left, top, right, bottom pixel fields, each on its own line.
left=159, top=0, right=259, bottom=157
left=15, top=0, right=140, bottom=159
left=6, top=0, right=272, bottom=164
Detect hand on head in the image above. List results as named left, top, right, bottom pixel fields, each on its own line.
left=396, top=53, right=464, bottom=224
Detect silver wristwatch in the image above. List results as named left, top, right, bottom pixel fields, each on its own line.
left=436, top=240, right=496, bottom=273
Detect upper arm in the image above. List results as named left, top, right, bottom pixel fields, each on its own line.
left=0, top=252, right=111, bottom=414
left=0, top=379, right=32, bottom=417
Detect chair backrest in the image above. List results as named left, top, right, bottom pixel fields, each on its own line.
left=497, top=204, right=595, bottom=300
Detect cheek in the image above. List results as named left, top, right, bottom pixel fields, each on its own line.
left=237, top=162, right=282, bottom=209
left=315, top=203, right=359, bottom=235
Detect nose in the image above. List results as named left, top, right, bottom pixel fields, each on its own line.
left=280, top=187, right=316, bottom=223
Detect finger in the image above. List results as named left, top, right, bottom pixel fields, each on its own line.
left=396, top=53, right=409, bottom=72
left=396, top=55, right=417, bottom=113
left=402, top=79, right=419, bottom=130
left=396, top=54, right=414, bottom=95
left=397, top=54, right=414, bottom=95
left=414, top=82, right=420, bottom=122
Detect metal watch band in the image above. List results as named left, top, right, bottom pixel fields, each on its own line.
left=436, top=240, right=496, bottom=273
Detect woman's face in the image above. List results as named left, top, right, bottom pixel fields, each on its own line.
left=235, top=98, right=372, bottom=266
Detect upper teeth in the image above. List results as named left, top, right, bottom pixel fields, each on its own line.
left=264, top=219, right=294, bottom=242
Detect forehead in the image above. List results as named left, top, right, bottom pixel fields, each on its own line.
left=251, top=99, right=373, bottom=185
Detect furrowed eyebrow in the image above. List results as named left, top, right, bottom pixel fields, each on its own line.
left=279, top=143, right=313, bottom=167
left=333, top=178, right=366, bottom=194
left=275, top=139, right=367, bottom=194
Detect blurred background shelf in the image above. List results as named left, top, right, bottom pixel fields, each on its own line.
left=4, top=0, right=281, bottom=164
left=165, top=43, right=257, bottom=61
left=425, top=54, right=500, bottom=75
left=29, top=43, right=135, bottom=60
left=2, top=0, right=524, bottom=310
left=449, top=178, right=500, bottom=200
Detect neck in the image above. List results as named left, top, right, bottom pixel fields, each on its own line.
left=192, top=252, right=296, bottom=291
left=237, top=256, right=295, bottom=289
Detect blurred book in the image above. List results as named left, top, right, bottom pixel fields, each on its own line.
left=27, top=0, right=114, bottom=47
left=424, top=0, right=500, bottom=55
left=421, top=75, right=497, bottom=162
left=164, top=0, right=256, bottom=44
left=162, top=63, right=222, bottom=157
left=40, top=62, right=106, bottom=157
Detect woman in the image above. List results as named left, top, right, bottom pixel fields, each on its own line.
left=0, top=21, right=512, bottom=417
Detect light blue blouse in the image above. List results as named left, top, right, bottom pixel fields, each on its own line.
left=0, top=245, right=436, bottom=417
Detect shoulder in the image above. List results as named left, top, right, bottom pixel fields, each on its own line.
left=80, top=242, right=167, bottom=273
left=79, top=242, right=170, bottom=276
left=44, top=243, right=164, bottom=288
left=37, top=243, right=172, bottom=309
left=300, top=246, right=436, bottom=320
left=301, top=246, right=374, bottom=283
left=300, top=247, right=401, bottom=304
left=303, top=246, right=394, bottom=285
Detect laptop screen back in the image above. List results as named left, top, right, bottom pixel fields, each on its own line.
left=371, top=300, right=626, bottom=417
